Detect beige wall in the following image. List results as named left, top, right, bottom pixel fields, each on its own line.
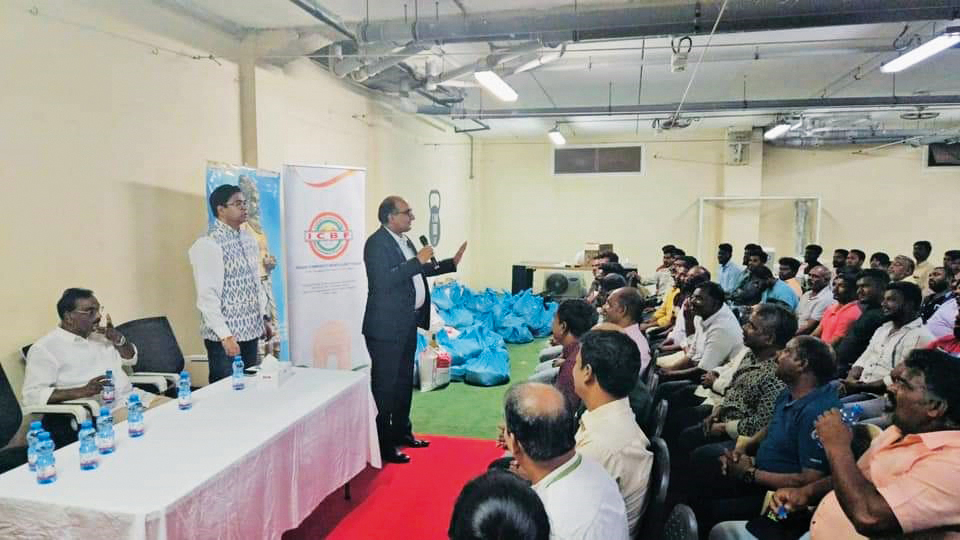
left=0, top=3, right=473, bottom=399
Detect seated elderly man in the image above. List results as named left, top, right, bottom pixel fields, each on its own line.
left=502, top=382, right=629, bottom=540
left=795, top=265, right=835, bottom=336
left=685, top=336, right=840, bottom=532
left=711, top=348, right=960, bottom=540
left=22, top=288, right=160, bottom=446
left=600, top=288, right=651, bottom=374
left=573, top=330, right=653, bottom=536
left=888, top=255, right=920, bottom=286
left=840, top=282, right=933, bottom=405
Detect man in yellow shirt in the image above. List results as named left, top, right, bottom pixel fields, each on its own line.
left=640, top=256, right=697, bottom=333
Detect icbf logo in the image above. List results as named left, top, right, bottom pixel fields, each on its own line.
left=304, top=212, right=352, bottom=260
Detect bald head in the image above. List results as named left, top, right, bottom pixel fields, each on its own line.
left=603, top=286, right=644, bottom=325
left=504, top=383, right=576, bottom=462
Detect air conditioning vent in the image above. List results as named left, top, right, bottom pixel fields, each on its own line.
left=542, top=271, right=586, bottom=300
left=554, top=145, right=643, bottom=175
left=926, top=143, right=960, bottom=167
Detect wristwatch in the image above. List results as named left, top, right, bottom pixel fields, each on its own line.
left=115, top=334, right=128, bottom=347
left=741, top=467, right=757, bottom=485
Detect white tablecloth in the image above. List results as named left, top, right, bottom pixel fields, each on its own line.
left=0, top=368, right=381, bottom=539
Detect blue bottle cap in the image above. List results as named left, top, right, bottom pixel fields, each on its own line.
left=81, top=420, right=93, bottom=429
left=180, top=370, right=190, bottom=377
left=128, top=394, right=140, bottom=402
left=106, top=369, right=113, bottom=376
left=100, top=406, right=111, bottom=416
left=38, top=432, right=51, bottom=441
left=30, top=421, right=42, bottom=429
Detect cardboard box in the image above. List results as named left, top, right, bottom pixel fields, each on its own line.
left=584, top=242, right=614, bottom=261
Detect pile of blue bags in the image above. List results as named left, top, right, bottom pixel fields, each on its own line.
left=427, top=282, right=558, bottom=386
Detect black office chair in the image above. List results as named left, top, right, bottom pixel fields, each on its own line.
left=0, top=364, right=28, bottom=473
left=644, top=399, right=668, bottom=440
left=645, top=370, right=660, bottom=398
left=636, top=437, right=670, bottom=539
left=661, top=504, right=698, bottom=540
left=116, top=316, right=188, bottom=394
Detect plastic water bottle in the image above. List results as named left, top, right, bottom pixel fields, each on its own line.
left=127, top=394, right=145, bottom=438
left=812, top=404, right=864, bottom=446
left=78, top=420, right=99, bottom=471
left=26, top=420, right=43, bottom=471
left=35, top=432, right=56, bottom=484
left=232, top=356, right=245, bottom=390
left=96, top=407, right=116, bottom=454
left=178, top=371, right=192, bottom=410
left=101, top=369, right=116, bottom=405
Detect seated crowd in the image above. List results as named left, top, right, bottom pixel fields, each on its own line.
left=451, top=241, right=960, bottom=540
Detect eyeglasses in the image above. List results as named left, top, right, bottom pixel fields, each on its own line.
left=73, top=305, right=103, bottom=317
left=227, top=200, right=248, bottom=208
left=393, top=209, right=414, bottom=216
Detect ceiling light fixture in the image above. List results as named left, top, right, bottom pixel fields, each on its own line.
left=474, top=70, right=518, bottom=102
left=763, top=123, right=792, bottom=141
left=548, top=125, right=566, bottom=145
left=881, top=26, right=960, bottom=73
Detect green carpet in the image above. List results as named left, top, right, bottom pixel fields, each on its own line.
left=411, top=338, right=549, bottom=440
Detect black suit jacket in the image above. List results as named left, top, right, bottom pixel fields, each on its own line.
left=362, top=226, right=457, bottom=342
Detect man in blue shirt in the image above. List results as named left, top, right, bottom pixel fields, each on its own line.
left=717, top=243, right=742, bottom=295
left=683, top=335, right=840, bottom=531
left=755, top=265, right=800, bottom=310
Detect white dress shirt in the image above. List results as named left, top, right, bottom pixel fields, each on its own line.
left=696, top=345, right=749, bottom=405
left=385, top=227, right=426, bottom=309
left=853, top=318, right=934, bottom=383
left=532, top=452, right=630, bottom=540
left=188, top=222, right=267, bottom=340
left=575, top=398, right=653, bottom=535
left=22, top=327, right=154, bottom=410
left=926, top=297, right=958, bottom=339
left=695, top=304, right=745, bottom=371
left=796, top=287, right=836, bottom=328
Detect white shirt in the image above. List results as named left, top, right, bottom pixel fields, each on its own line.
left=696, top=345, right=749, bottom=404
left=385, top=227, right=426, bottom=309
left=695, top=304, right=745, bottom=371
left=796, top=287, right=836, bottom=328
left=926, top=297, right=958, bottom=339
left=622, top=324, right=651, bottom=375
left=853, top=318, right=934, bottom=383
left=575, top=398, right=653, bottom=536
left=22, top=327, right=152, bottom=411
left=532, top=453, right=630, bottom=540
left=187, top=222, right=267, bottom=340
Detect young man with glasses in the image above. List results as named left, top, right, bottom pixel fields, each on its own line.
left=189, top=184, right=273, bottom=383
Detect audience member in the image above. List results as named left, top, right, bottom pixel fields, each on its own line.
left=833, top=269, right=890, bottom=377
left=22, top=288, right=155, bottom=447
left=595, top=271, right=627, bottom=309
left=845, top=249, right=866, bottom=273
left=754, top=266, right=799, bottom=310
left=889, top=255, right=919, bottom=285
left=928, top=308, right=960, bottom=357
left=840, top=281, right=933, bottom=401
left=742, top=243, right=762, bottom=266
left=714, top=349, right=960, bottom=540
left=730, top=249, right=769, bottom=306
left=600, top=288, right=651, bottom=373
left=640, top=256, right=697, bottom=333
left=925, top=275, right=959, bottom=339
left=718, top=243, right=742, bottom=295
left=585, top=250, right=619, bottom=304
left=920, top=266, right=952, bottom=323
left=912, top=240, right=934, bottom=295
left=800, top=244, right=824, bottom=277
left=812, top=273, right=861, bottom=346
left=502, top=382, right=629, bottom=540
left=687, top=336, right=840, bottom=530
left=777, top=257, right=803, bottom=298
left=449, top=470, right=550, bottom=540
left=831, top=249, right=849, bottom=273
left=944, top=249, right=960, bottom=276
left=530, top=299, right=597, bottom=411
left=573, top=330, right=653, bottom=535
left=869, top=251, right=891, bottom=271
left=647, top=246, right=677, bottom=301
left=795, top=265, right=835, bottom=335
left=654, top=266, right=711, bottom=363
left=660, top=282, right=744, bottom=383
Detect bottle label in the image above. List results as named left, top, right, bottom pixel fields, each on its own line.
left=129, top=421, right=145, bottom=437
left=232, top=377, right=245, bottom=390
left=102, top=387, right=115, bottom=404
left=80, top=453, right=99, bottom=470
left=97, top=435, right=115, bottom=454
left=178, top=394, right=192, bottom=410
left=37, top=464, right=57, bottom=483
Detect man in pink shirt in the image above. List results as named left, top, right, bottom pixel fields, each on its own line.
left=601, top=287, right=652, bottom=375
left=814, top=273, right=861, bottom=346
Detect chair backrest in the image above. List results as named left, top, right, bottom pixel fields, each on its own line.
left=645, top=370, right=659, bottom=396
left=661, top=504, right=698, bottom=540
left=0, top=362, right=24, bottom=447
left=115, top=316, right=185, bottom=374
left=637, top=437, right=670, bottom=539
left=652, top=399, right=669, bottom=440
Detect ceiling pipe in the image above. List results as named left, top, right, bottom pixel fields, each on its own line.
left=356, top=1, right=959, bottom=45
left=770, top=130, right=960, bottom=147
left=427, top=41, right=550, bottom=89
left=289, top=0, right=357, bottom=42
left=351, top=43, right=431, bottom=82
left=424, top=95, right=960, bottom=119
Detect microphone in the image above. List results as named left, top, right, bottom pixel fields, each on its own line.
left=419, top=235, right=440, bottom=268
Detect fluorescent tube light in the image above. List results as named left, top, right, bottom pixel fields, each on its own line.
left=881, top=28, right=960, bottom=73
left=474, top=70, right=518, bottom=102
left=764, top=124, right=791, bottom=140
left=548, top=128, right=566, bottom=145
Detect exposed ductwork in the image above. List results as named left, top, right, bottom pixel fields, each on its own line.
left=355, top=0, right=960, bottom=45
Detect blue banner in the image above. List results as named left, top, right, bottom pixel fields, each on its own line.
left=205, top=162, right=288, bottom=360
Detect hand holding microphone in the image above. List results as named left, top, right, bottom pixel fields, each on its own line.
left=419, top=235, right=440, bottom=269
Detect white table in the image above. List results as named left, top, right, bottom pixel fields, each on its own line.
left=0, top=368, right=382, bottom=539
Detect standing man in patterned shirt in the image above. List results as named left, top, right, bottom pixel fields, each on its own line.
left=189, top=184, right=273, bottom=383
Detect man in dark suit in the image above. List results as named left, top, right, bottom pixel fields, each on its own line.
left=363, top=195, right=467, bottom=463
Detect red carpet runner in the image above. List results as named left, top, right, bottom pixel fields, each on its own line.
left=284, top=435, right=504, bottom=539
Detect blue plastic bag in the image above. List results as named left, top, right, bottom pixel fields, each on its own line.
left=464, top=347, right=510, bottom=386
left=432, top=282, right=462, bottom=311
left=450, top=365, right=466, bottom=381
left=436, top=326, right=484, bottom=364
left=440, top=307, right=475, bottom=328
left=511, top=289, right=540, bottom=318
left=531, top=301, right=558, bottom=337
left=498, top=314, right=534, bottom=343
